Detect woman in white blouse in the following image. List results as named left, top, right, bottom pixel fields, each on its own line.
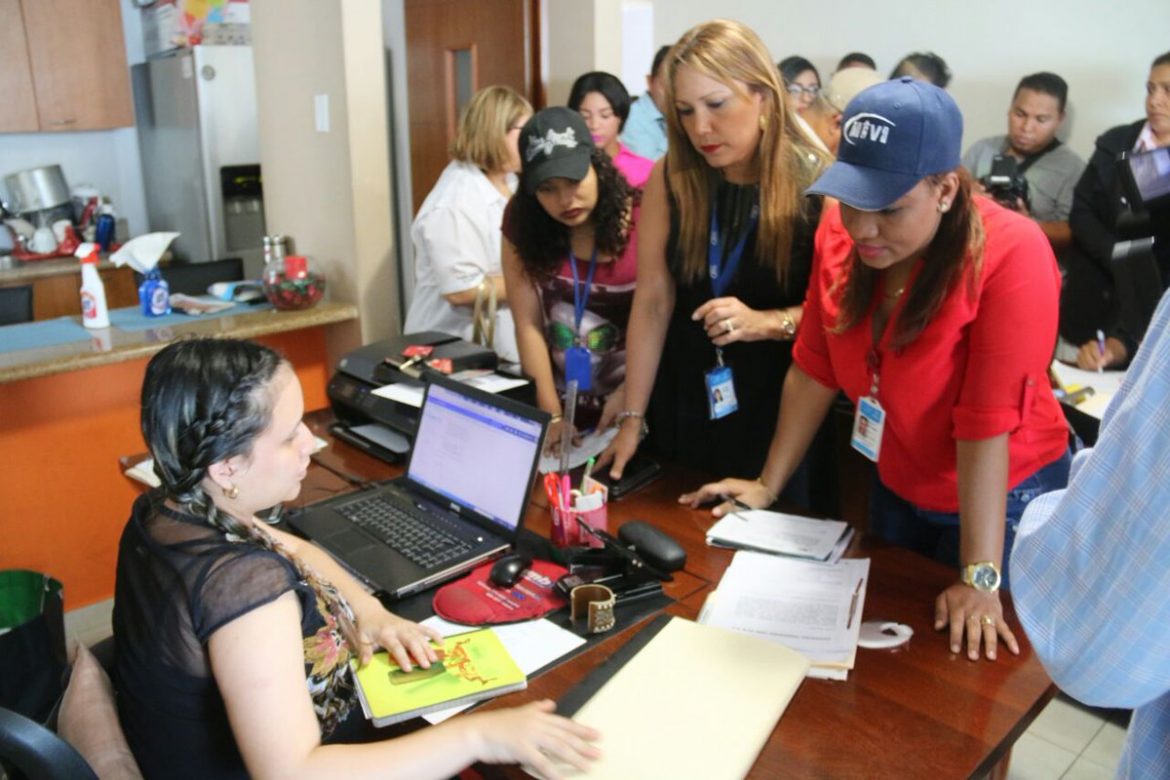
left=404, top=86, right=532, bottom=361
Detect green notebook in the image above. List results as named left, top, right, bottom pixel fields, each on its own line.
left=351, top=628, right=527, bottom=726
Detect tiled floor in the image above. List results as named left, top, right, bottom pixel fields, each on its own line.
left=66, top=599, right=1128, bottom=778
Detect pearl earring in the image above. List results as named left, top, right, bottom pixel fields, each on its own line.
left=938, top=201, right=950, bottom=213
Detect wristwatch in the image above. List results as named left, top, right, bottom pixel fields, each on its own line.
left=960, top=561, right=1002, bottom=593
left=778, top=310, right=797, bottom=339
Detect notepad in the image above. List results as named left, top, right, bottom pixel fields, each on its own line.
left=706, top=509, right=852, bottom=563
left=533, top=616, right=808, bottom=780
left=351, top=628, right=526, bottom=727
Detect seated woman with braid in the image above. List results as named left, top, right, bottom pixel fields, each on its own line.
left=113, top=338, right=599, bottom=780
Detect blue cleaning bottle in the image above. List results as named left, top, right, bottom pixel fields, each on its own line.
left=139, top=268, right=171, bottom=316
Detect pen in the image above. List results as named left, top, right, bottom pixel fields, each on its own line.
left=583, top=456, right=596, bottom=489
left=846, top=578, right=864, bottom=629
left=1096, top=329, right=1106, bottom=374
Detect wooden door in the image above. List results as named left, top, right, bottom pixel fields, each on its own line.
left=20, top=0, right=134, bottom=131
left=0, top=0, right=39, bottom=132
left=404, top=0, right=540, bottom=214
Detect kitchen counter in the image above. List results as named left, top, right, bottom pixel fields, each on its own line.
left=0, top=253, right=121, bottom=282
left=0, top=300, right=358, bottom=383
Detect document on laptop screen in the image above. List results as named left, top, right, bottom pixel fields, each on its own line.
left=408, top=384, right=542, bottom=530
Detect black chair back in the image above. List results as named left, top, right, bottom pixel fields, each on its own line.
left=0, top=707, right=98, bottom=780
left=135, top=257, right=244, bottom=296
left=0, top=285, right=33, bottom=325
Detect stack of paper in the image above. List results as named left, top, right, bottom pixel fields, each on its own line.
left=706, top=509, right=853, bottom=564
left=700, top=551, right=870, bottom=680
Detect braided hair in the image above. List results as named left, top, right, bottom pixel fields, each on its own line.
left=141, top=337, right=282, bottom=537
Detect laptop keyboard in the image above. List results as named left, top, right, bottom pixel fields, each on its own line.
left=338, top=493, right=474, bottom=569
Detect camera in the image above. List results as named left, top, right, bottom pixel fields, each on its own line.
left=980, top=154, right=1030, bottom=210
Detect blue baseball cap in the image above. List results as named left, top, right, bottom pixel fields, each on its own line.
left=806, top=77, right=963, bottom=211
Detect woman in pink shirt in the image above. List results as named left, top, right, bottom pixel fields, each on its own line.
left=569, top=71, right=654, bottom=189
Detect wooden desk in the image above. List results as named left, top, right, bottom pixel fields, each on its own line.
left=122, top=413, right=1052, bottom=778
left=291, top=412, right=1055, bottom=779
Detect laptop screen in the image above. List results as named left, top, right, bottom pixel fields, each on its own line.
left=407, top=382, right=543, bottom=532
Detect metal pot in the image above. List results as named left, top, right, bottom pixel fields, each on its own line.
left=3, top=165, right=70, bottom=215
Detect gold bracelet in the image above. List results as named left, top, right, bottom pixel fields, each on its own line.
left=756, top=477, right=778, bottom=505
left=549, top=413, right=563, bottom=424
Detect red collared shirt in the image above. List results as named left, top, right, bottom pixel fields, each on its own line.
left=794, top=197, right=1068, bottom=511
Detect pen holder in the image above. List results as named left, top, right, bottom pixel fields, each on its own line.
left=550, top=489, right=608, bottom=549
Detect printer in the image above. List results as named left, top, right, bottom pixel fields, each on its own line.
left=327, top=331, right=534, bottom=463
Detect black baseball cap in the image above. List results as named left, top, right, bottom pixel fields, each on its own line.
left=519, top=107, right=594, bottom=195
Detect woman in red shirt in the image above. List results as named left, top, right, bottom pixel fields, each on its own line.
left=684, top=78, right=1070, bottom=663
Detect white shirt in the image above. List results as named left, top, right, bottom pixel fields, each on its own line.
left=404, top=160, right=518, bottom=361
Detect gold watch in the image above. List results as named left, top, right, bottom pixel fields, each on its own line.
left=778, top=310, right=797, bottom=339
left=960, top=561, right=1002, bottom=593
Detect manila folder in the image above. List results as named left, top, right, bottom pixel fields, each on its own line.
left=544, top=616, right=809, bottom=779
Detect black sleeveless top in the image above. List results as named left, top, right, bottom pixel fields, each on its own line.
left=645, top=176, right=822, bottom=479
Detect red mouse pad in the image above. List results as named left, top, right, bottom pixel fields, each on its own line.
left=432, top=559, right=568, bottom=625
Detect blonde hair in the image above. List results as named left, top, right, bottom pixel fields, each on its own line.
left=450, top=85, right=532, bottom=172
left=664, top=19, right=829, bottom=285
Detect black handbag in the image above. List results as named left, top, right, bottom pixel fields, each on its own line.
left=0, top=570, right=67, bottom=723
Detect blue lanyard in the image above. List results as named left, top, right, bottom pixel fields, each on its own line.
left=568, top=245, right=599, bottom=343
left=707, top=201, right=759, bottom=298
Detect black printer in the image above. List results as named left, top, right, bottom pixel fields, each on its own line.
left=327, top=331, right=533, bottom=463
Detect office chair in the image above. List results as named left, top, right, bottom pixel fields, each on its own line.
left=0, top=707, right=98, bottom=780
left=134, top=257, right=244, bottom=296
left=0, top=284, right=34, bottom=325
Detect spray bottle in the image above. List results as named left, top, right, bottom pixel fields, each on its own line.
left=78, top=247, right=110, bottom=328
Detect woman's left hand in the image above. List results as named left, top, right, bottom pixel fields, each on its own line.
left=353, top=600, right=444, bottom=670
left=692, top=297, right=779, bottom=347
left=934, top=583, right=1020, bottom=662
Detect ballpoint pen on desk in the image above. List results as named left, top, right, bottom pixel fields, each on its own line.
left=1096, top=328, right=1107, bottom=374
left=846, top=578, right=864, bottom=629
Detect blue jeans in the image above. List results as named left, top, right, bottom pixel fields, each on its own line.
left=868, top=450, right=1071, bottom=590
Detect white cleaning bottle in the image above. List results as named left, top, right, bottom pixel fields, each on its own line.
left=79, top=249, right=110, bottom=328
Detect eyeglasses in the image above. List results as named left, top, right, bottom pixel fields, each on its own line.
left=786, top=84, right=821, bottom=98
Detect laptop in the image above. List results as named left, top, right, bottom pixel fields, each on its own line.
left=288, top=374, right=548, bottom=599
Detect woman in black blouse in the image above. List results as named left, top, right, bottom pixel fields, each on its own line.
left=113, top=338, right=598, bottom=779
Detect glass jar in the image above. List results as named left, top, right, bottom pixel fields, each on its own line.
left=262, top=254, right=326, bottom=310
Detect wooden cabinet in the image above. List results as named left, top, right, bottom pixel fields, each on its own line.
left=0, top=264, right=138, bottom=320
left=0, top=0, right=134, bottom=133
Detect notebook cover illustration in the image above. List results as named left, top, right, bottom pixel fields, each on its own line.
left=351, top=628, right=526, bottom=726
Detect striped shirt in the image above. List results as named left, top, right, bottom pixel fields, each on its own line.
left=1012, top=289, right=1170, bottom=778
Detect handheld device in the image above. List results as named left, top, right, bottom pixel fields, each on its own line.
left=596, top=453, right=662, bottom=500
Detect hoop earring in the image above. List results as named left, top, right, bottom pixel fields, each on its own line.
left=223, top=484, right=239, bottom=500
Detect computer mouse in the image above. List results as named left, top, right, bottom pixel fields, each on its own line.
left=489, top=553, right=531, bottom=588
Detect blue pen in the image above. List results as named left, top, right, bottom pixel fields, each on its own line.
left=1096, top=329, right=1106, bottom=374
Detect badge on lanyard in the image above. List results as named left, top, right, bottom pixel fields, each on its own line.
left=564, top=246, right=598, bottom=392
left=851, top=395, right=885, bottom=462
left=703, top=200, right=758, bottom=420
left=705, top=363, right=739, bottom=419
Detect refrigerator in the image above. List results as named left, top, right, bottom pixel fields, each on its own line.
left=132, top=46, right=265, bottom=276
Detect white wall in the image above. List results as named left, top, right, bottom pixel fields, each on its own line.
left=0, top=0, right=148, bottom=237
left=650, top=1, right=1170, bottom=160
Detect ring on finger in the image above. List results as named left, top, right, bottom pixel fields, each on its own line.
left=724, top=318, right=735, bottom=334
left=980, top=615, right=995, bottom=627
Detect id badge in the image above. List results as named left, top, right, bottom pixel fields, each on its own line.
left=851, top=395, right=885, bottom=462
left=705, top=364, right=739, bottom=419
left=564, top=345, right=593, bottom=392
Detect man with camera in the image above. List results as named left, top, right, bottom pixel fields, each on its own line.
left=963, top=72, right=1085, bottom=251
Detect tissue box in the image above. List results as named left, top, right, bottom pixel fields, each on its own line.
left=144, top=0, right=250, bottom=56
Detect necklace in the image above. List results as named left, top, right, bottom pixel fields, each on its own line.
left=884, top=286, right=905, bottom=299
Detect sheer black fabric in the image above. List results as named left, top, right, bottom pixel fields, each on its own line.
left=113, top=492, right=351, bottom=779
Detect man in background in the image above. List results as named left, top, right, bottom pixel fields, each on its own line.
left=962, top=72, right=1085, bottom=251
left=801, top=67, right=882, bottom=154
left=621, top=45, right=670, bottom=160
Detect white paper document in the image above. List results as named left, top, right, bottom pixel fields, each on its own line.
left=537, top=427, right=618, bottom=474
left=700, top=551, right=869, bottom=676
left=370, top=372, right=529, bottom=409
left=706, top=509, right=852, bottom=562
left=1051, top=359, right=1126, bottom=420
left=417, top=616, right=586, bottom=723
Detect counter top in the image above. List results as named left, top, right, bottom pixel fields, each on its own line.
left=0, top=253, right=122, bottom=283
left=0, top=300, right=358, bottom=383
